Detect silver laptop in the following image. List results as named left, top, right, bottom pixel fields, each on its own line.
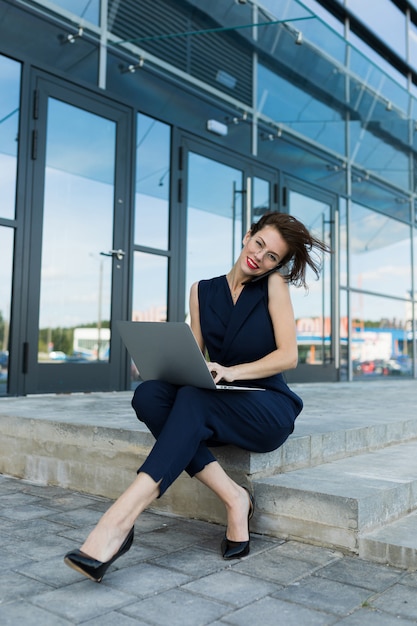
left=117, top=321, right=264, bottom=391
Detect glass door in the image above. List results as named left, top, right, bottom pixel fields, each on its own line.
left=24, top=77, right=131, bottom=393
left=183, top=141, right=279, bottom=319
left=185, top=151, right=244, bottom=311
left=284, top=181, right=338, bottom=382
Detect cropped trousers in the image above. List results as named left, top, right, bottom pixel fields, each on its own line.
left=131, top=380, right=301, bottom=497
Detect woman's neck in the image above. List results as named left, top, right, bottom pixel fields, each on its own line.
left=226, top=266, right=245, bottom=302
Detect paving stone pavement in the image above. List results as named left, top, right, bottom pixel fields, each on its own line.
left=1, top=474, right=417, bottom=625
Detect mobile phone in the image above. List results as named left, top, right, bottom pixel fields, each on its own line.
left=241, top=266, right=281, bottom=285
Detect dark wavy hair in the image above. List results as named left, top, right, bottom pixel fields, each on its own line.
left=250, top=212, right=331, bottom=289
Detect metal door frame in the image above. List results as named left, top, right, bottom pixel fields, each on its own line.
left=282, top=175, right=339, bottom=383
left=13, top=71, right=134, bottom=394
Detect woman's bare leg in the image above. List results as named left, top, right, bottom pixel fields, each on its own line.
left=195, top=461, right=252, bottom=541
left=79, top=472, right=160, bottom=562
left=78, top=462, right=249, bottom=563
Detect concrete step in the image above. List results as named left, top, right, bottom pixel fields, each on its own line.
left=252, top=439, right=417, bottom=560
left=1, top=386, right=417, bottom=482
left=359, top=510, right=417, bottom=570
left=1, top=384, right=417, bottom=570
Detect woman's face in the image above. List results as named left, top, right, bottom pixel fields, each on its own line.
left=239, top=225, right=289, bottom=279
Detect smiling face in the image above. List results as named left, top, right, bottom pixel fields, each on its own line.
left=240, top=225, right=290, bottom=279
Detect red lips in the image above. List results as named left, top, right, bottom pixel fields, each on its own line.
left=246, top=257, right=259, bottom=270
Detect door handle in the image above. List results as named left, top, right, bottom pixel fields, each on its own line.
left=101, top=249, right=126, bottom=261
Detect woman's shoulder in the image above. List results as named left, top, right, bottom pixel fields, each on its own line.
left=268, top=271, right=288, bottom=289
left=198, top=275, right=226, bottom=291
left=267, top=270, right=292, bottom=309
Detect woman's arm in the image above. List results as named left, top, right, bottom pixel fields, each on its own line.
left=207, top=272, right=298, bottom=384
left=189, top=281, right=205, bottom=352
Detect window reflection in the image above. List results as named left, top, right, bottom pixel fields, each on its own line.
left=186, top=153, right=243, bottom=313
left=351, top=178, right=410, bottom=222
left=259, top=0, right=345, bottom=61
left=409, top=23, right=417, bottom=72
left=348, top=33, right=408, bottom=93
left=339, top=197, right=347, bottom=287
left=295, top=0, right=344, bottom=36
left=0, top=55, right=20, bottom=220
left=132, top=252, right=168, bottom=323
left=349, top=121, right=409, bottom=191
left=340, top=289, right=348, bottom=381
left=350, top=204, right=411, bottom=299
left=135, top=114, right=170, bottom=250
left=0, top=228, right=13, bottom=395
left=351, top=292, right=412, bottom=379
left=289, top=192, right=332, bottom=366
left=258, top=64, right=346, bottom=156
left=414, top=226, right=417, bottom=303
left=346, top=0, right=406, bottom=61
left=32, top=0, right=99, bottom=25
left=349, top=129, right=410, bottom=189
left=253, top=177, right=270, bottom=218
left=38, top=99, right=115, bottom=363
left=131, top=252, right=168, bottom=383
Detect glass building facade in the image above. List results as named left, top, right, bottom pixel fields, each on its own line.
left=0, top=0, right=416, bottom=394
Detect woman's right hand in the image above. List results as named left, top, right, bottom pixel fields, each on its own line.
left=206, top=361, right=236, bottom=384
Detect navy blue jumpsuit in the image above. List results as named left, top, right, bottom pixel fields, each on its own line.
left=132, top=275, right=303, bottom=496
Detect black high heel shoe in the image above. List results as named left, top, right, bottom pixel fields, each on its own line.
left=221, top=487, right=255, bottom=560
left=64, top=526, right=134, bottom=582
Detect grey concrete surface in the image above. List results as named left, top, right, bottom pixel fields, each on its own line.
left=2, top=379, right=417, bottom=623
left=1, top=472, right=417, bottom=625
left=2, top=380, right=417, bottom=559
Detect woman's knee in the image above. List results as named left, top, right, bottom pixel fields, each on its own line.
left=132, top=380, right=177, bottom=426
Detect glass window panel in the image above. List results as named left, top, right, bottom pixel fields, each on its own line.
left=346, top=0, right=406, bottom=61
left=38, top=99, right=115, bottom=363
left=132, top=252, right=168, bottom=323
left=351, top=292, right=412, bottom=379
left=0, top=55, right=20, bottom=219
left=293, top=0, right=344, bottom=36
left=349, top=121, right=410, bottom=191
left=340, top=288, right=348, bottom=381
left=186, top=153, right=243, bottom=314
left=253, top=177, right=270, bottom=218
left=414, top=225, right=417, bottom=301
left=411, top=84, right=417, bottom=106
left=131, top=252, right=168, bottom=384
left=351, top=178, right=410, bottom=221
left=135, top=114, right=170, bottom=250
left=0, top=227, right=13, bottom=395
left=258, top=138, right=347, bottom=195
left=258, top=64, right=346, bottom=156
left=32, top=0, right=99, bottom=25
left=350, top=204, right=411, bottom=299
left=259, top=0, right=345, bottom=59
left=340, top=197, right=347, bottom=287
left=346, top=35, right=411, bottom=192
left=348, top=32, right=408, bottom=94
left=289, top=192, right=332, bottom=366
left=409, top=22, right=417, bottom=70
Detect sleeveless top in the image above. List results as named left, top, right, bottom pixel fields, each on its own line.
left=198, top=274, right=303, bottom=405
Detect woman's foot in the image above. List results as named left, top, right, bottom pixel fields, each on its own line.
left=64, top=526, right=134, bottom=582
left=79, top=516, right=133, bottom=564
left=221, top=486, right=255, bottom=559
left=224, top=485, right=254, bottom=542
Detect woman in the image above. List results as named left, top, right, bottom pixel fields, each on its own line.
left=64, top=212, right=329, bottom=582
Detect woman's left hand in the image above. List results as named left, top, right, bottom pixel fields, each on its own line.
left=206, top=361, right=236, bottom=384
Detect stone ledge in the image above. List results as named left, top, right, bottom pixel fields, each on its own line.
left=359, top=510, right=417, bottom=569
left=253, top=439, right=417, bottom=554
